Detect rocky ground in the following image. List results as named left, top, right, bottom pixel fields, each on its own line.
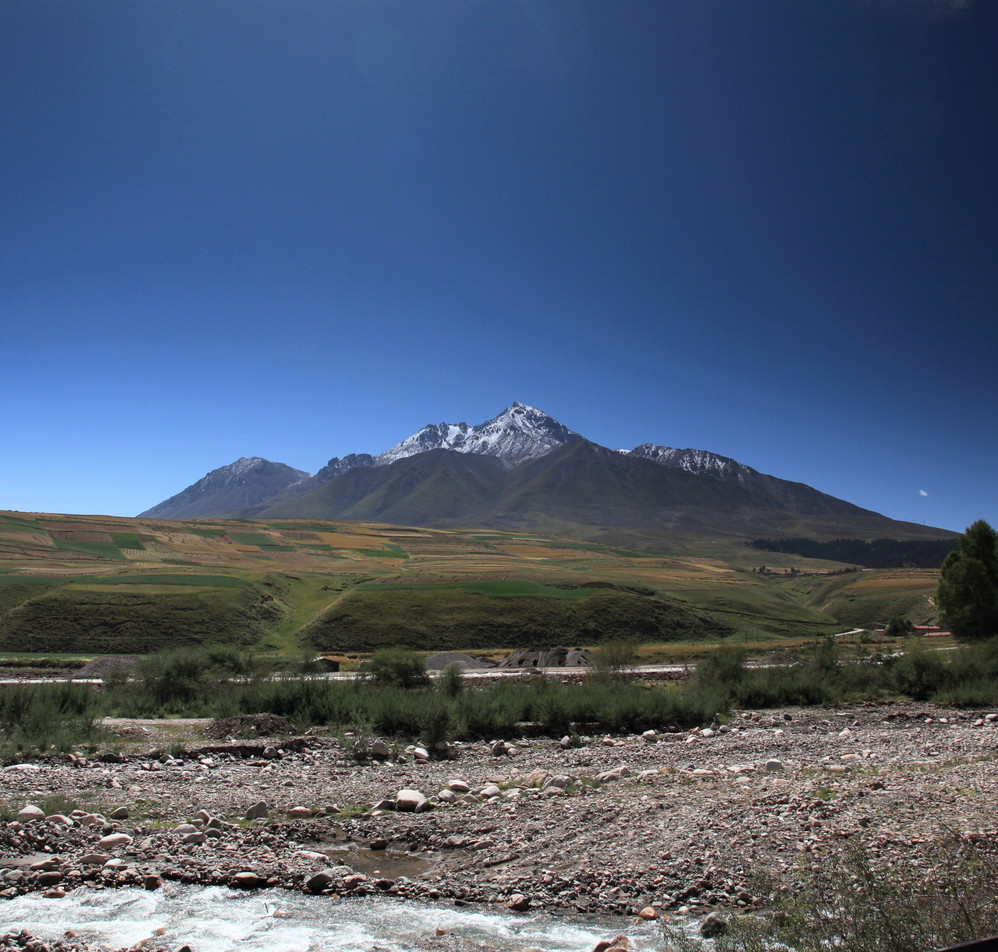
left=2, top=703, right=998, bottom=942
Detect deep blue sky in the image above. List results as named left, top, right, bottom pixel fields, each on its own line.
left=3, top=0, right=996, bottom=533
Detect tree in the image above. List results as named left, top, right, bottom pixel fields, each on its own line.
left=937, top=520, right=998, bottom=642
left=885, top=615, right=915, bottom=638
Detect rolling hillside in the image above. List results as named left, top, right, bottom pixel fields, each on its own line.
left=0, top=509, right=944, bottom=655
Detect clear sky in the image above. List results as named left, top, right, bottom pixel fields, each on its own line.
left=3, top=0, right=996, bottom=533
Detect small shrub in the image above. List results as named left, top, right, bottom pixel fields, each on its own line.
left=437, top=663, right=465, bottom=697
left=892, top=638, right=948, bottom=700
left=362, top=649, right=429, bottom=689
left=588, top=639, right=639, bottom=682
left=695, top=643, right=747, bottom=689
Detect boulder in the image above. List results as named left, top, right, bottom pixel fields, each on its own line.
left=233, top=871, right=267, bottom=889
left=97, top=833, right=133, bottom=849
left=16, top=805, right=44, bottom=823
left=245, top=801, right=269, bottom=820
left=700, top=912, right=729, bottom=938
left=395, top=789, right=429, bottom=812
left=305, top=869, right=339, bottom=894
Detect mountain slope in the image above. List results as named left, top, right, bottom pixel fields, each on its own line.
left=259, top=450, right=508, bottom=525
left=139, top=458, right=312, bottom=520
left=242, top=440, right=948, bottom=550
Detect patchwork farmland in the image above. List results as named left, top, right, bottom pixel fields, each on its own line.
left=0, top=510, right=939, bottom=655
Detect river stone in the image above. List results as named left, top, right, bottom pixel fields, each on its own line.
left=47, top=814, right=73, bottom=826
left=305, top=869, right=339, bottom=894
left=246, top=801, right=269, bottom=820
left=109, top=806, right=129, bottom=820
left=370, top=740, right=391, bottom=758
left=79, top=853, right=110, bottom=866
left=17, top=805, right=44, bottom=823
left=523, top=769, right=549, bottom=787
left=97, top=833, right=133, bottom=849
left=447, top=779, right=470, bottom=793
left=288, top=806, right=313, bottom=818
left=507, top=893, right=531, bottom=911
left=233, top=871, right=267, bottom=889
left=395, top=789, right=429, bottom=812
left=701, top=912, right=729, bottom=937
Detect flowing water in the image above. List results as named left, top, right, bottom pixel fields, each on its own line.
left=0, top=884, right=680, bottom=952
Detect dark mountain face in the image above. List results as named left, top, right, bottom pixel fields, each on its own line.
left=138, top=458, right=311, bottom=520
left=138, top=403, right=952, bottom=547
left=239, top=440, right=939, bottom=547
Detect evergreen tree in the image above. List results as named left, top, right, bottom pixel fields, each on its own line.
left=937, top=520, right=998, bottom=641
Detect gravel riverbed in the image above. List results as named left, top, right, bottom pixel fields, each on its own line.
left=2, top=703, right=997, bottom=937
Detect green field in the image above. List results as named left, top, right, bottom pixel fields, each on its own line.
left=0, top=509, right=945, bottom=656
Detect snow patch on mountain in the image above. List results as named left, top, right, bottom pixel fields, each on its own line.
left=377, top=402, right=583, bottom=465
left=627, top=444, right=758, bottom=482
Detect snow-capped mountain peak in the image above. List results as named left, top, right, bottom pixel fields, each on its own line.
left=376, top=402, right=582, bottom=465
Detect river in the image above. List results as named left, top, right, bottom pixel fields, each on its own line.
left=0, top=884, right=680, bottom=952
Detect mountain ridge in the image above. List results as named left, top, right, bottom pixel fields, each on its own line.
left=138, top=403, right=953, bottom=549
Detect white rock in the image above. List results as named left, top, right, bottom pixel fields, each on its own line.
left=395, top=789, right=429, bottom=812
left=97, top=833, right=133, bottom=849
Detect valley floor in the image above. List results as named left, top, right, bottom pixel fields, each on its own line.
left=2, top=703, right=997, bottom=934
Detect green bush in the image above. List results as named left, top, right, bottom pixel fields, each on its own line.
left=361, top=649, right=429, bottom=689
left=437, top=662, right=465, bottom=697
left=891, top=638, right=949, bottom=700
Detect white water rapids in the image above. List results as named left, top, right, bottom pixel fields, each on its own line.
left=0, top=885, right=678, bottom=952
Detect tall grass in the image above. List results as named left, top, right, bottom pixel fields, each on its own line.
left=668, top=832, right=998, bottom=952
left=0, top=682, right=102, bottom=754
left=7, top=638, right=998, bottom=757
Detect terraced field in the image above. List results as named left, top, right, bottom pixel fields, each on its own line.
left=0, top=510, right=939, bottom=655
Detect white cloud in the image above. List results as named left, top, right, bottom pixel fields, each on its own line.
left=919, top=489, right=929, bottom=497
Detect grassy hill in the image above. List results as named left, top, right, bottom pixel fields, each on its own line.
left=0, top=509, right=944, bottom=655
